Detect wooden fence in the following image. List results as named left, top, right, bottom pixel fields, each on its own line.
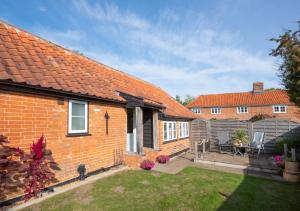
left=191, top=118, right=300, bottom=153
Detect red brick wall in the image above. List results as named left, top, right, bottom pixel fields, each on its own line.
left=194, top=105, right=300, bottom=122
left=0, top=90, right=127, bottom=183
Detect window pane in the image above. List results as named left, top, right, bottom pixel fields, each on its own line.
left=173, top=122, right=176, bottom=138
left=71, top=117, right=85, bottom=130
left=168, top=123, right=172, bottom=139
left=164, top=123, right=168, bottom=140
left=72, top=103, right=85, bottom=116
left=280, top=106, right=285, bottom=112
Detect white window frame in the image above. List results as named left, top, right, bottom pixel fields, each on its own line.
left=273, top=105, right=287, bottom=113
left=191, top=107, right=201, bottom=114
left=163, top=121, right=177, bottom=141
left=237, top=106, right=248, bottom=114
left=180, top=122, right=189, bottom=138
left=211, top=107, right=221, bottom=114
left=68, top=100, right=88, bottom=134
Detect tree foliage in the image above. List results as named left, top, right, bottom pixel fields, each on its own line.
left=270, top=21, right=300, bottom=107
left=20, top=135, right=59, bottom=201
left=0, top=135, right=59, bottom=202
left=0, top=135, right=24, bottom=201
left=175, top=94, right=195, bottom=106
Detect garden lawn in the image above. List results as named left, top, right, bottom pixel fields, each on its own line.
left=23, top=167, right=300, bottom=211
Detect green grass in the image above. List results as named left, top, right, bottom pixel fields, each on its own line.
left=24, top=167, right=300, bottom=211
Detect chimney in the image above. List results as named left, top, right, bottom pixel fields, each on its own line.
left=253, top=82, right=264, bottom=94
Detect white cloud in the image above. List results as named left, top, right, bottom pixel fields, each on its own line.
left=72, top=0, right=149, bottom=30
left=32, top=1, right=280, bottom=97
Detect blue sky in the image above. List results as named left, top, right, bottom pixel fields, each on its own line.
left=1, top=0, right=299, bottom=98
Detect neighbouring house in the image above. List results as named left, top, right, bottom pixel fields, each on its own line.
left=0, top=20, right=196, bottom=192
left=187, top=82, right=300, bottom=122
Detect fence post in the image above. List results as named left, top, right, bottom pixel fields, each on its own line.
left=194, top=140, right=198, bottom=161
left=248, top=122, right=253, bottom=142
left=206, top=120, right=211, bottom=150
left=291, top=148, right=296, bottom=161
left=284, top=144, right=288, bottom=158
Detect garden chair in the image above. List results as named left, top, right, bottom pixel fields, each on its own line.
left=217, top=131, right=232, bottom=154
left=250, top=132, right=265, bottom=159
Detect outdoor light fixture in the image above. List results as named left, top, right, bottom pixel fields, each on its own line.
left=77, top=164, right=86, bottom=181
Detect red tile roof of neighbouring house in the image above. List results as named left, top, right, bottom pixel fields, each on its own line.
left=187, top=90, right=293, bottom=108
left=0, top=20, right=195, bottom=119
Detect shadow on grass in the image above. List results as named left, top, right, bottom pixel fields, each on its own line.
left=217, top=171, right=300, bottom=211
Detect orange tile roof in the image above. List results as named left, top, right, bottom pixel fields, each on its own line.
left=187, top=90, right=293, bottom=108
left=0, top=20, right=195, bottom=119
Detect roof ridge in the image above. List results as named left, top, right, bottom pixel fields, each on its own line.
left=197, top=89, right=285, bottom=97
left=0, top=20, right=167, bottom=95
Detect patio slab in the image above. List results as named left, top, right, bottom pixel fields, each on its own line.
left=153, top=152, right=282, bottom=181
left=197, top=152, right=279, bottom=171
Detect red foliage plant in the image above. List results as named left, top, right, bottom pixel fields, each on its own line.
left=20, top=135, right=59, bottom=201
left=0, top=135, right=24, bottom=201
left=156, top=155, right=170, bottom=164
left=140, top=160, right=155, bottom=170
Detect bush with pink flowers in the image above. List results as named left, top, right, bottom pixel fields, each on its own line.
left=140, top=160, right=155, bottom=170
left=156, top=155, right=170, bottom=164
left=273, top=155, right=285, bottom=168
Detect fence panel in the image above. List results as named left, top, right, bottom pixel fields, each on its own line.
left=191, top=118, right=300, bottom=153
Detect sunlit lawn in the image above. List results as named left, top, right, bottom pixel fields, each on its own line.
left=24, top=167, right=300, bottom=211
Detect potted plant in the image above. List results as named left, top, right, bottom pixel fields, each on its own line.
left=140, top=160, right=155, bottom=170
left=231, top=129, right=249, bottom=146
left=156, top=155, right=170, bottom=164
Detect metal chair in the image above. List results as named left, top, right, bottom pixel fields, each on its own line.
left=250, top=132, right=265, bottom=159
left=217, top=131, right=232, bottom=154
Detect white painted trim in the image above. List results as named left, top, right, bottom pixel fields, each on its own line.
left=179, top=122, right=189, bottom=138
left=237, top=106, right=248, bottom=114
left=211, top=107, right=221, bottom=114
left=272, top=105, right=287, bottom=113
left=163, top=121, right=177, bottom=142
left=68, top=100, right=88, bottom=134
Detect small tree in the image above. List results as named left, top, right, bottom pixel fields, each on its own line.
left=183, top=94, right=195, bottom=106
left=0, top=135, right=24, bottom=201
left=270, top=21, right=300, bottom=107
left=20, top=135, right=59, bottom=201
left=175, top=95, right=183, bottom=105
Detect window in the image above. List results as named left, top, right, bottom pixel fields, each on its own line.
left=163, top=121, right=177, bottom=141
left=180, top=122, right=189, bottom=138
left=273, top=105, right=287, bottom=113
left=211, top=107, right=221, bottom=114
left=191, top=107, right=201, bottom=114
left=237, top=106, right=248, bottom=113
left=68, top=100, right=88, bottom=134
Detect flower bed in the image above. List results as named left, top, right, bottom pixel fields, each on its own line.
left=156, top=155, right=170, bottom=164
left=140, top=160, right=155, bottom=170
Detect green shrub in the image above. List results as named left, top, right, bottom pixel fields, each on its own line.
left=232, top=129, right=249, bottom=145
left=274, top=136, right=300, bottom=155
left=249, top=114, right=272, bottom=122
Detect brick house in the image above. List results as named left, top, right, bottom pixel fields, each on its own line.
left=187, top=82, right=300, bottom=122
left=0, top=20, right=196, bottom=186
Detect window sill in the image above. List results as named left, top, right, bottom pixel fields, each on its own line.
left=163, top=139, right=178, bottom=144
left=66, top=133, right=92, bottom=137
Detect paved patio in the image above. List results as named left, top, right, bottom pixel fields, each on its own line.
left=197, top=151, right=279, bottom=170
left=153, top=152, right=283, bottom=181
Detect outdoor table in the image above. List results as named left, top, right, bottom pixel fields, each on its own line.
left=233, top=144, right=250, bottom=157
